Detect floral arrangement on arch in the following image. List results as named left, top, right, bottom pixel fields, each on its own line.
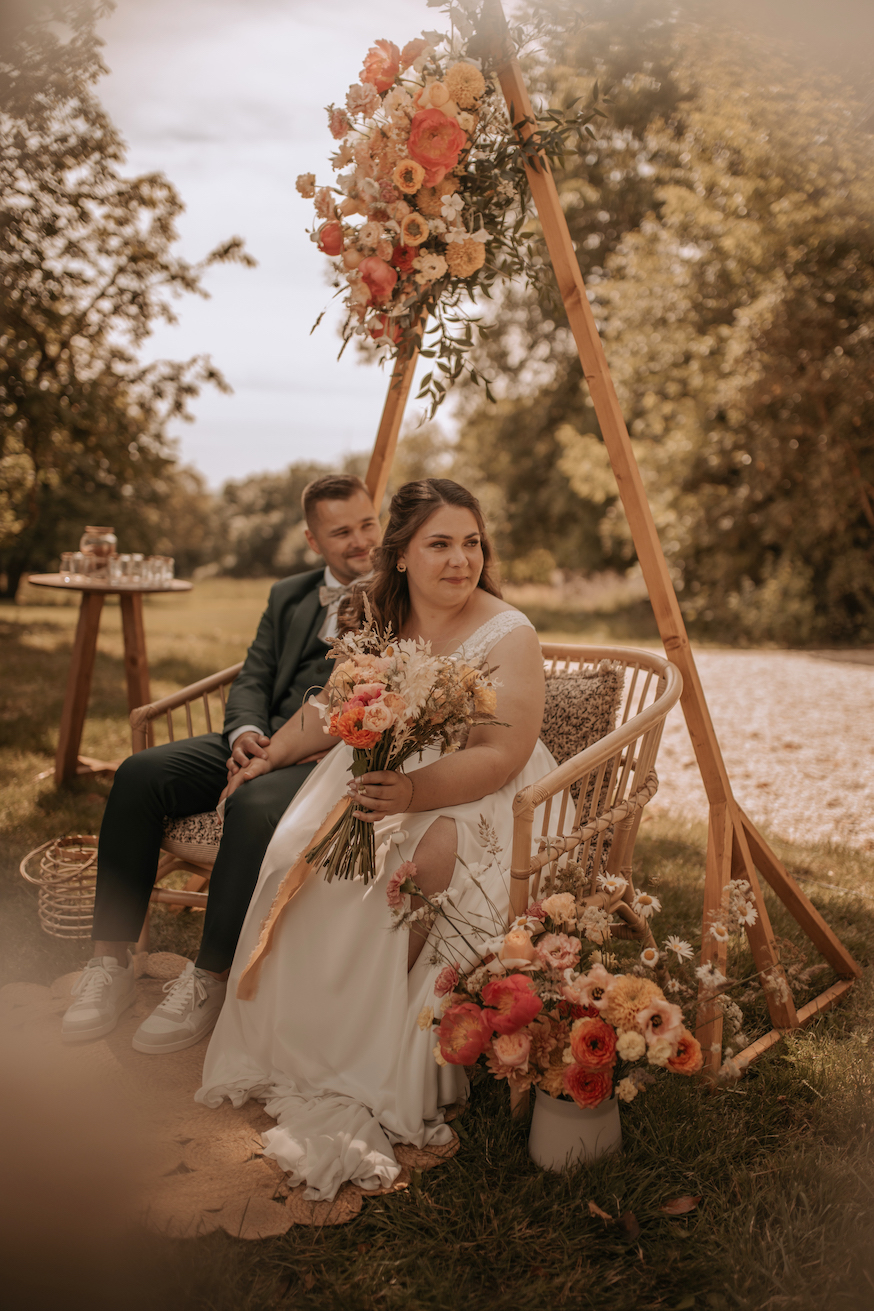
left=388, top=830, right=777, bottom=1106
left=305, top=604, right=501, bottom=885
left=296, top=1, right=605, bottom=413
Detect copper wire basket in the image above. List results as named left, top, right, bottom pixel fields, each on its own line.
left=20, top=835, right=98, bottom=939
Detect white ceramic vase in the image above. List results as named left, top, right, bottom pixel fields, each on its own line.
left=528, top=1086, right=622, bottom=1171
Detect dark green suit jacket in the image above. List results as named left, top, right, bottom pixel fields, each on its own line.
left=222, top=569, right=330, bottom=742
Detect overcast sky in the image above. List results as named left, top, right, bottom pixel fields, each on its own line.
left=96, top=0, right=874, bottom=489
left=98, top=0, right=439, bottom=487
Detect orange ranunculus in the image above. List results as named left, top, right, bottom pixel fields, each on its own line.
left=317, top=221, right=344, bottom=257
left=481, top=973, right=543, bottom=1036
left=562, top=1064, right=613, bottom=1109
left=358, top=255, right=398, bottom=303
left=407, top=107, right=467, bottom=187
left=568, top=1016, right=618, bottom=1072
left=666, top=1029, right=704, bottom=1075
left=361, top=39, right=400, bottom=93
left=438, top=1002, right=493, bottom=1064
left=400, top=38, right=428, bottom=70
left=329, top=707, right=381, bottom=749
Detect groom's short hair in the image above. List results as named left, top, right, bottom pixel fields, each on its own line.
left=301, top=474, right=370, bottom=527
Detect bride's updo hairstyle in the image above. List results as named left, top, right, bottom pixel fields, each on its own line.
left=340, top=478, right=501, bottom=637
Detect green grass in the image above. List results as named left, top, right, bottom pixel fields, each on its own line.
left=2, top=579, right=873, bottom=1310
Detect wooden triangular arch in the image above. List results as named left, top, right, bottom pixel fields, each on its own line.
left=362, top=0, right=860, bottom=1073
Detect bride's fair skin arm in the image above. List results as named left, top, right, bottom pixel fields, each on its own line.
left=349, top=625, right=545, bottom=820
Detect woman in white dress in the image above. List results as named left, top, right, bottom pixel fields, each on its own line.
left=196, top=479, right=555, bottom=1201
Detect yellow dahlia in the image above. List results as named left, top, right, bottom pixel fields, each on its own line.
left=445, top=237, right=486, bottom=278
left=444, top=62, right=486, bottom=110
left=600, top=975, right=662, bottom=1033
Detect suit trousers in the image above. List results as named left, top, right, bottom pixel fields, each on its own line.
left=91, top=733, right=318, bottom=972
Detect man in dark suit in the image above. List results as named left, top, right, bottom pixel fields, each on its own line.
left=62, top=474, right=380, bottom=1051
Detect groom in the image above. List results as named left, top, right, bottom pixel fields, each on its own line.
left=62, top=474, right=381, bottom=1051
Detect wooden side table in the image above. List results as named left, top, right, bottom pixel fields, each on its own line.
left=27, top=574, right=193, bottom=786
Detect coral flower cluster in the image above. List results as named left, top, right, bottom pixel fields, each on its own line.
left=297, top=26, right=516, bottom=360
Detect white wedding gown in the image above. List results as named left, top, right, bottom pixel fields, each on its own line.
left=196, top=611, right=555, bottom=1200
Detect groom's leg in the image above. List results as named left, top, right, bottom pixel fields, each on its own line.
left=90, top=733, right=229, bottom=945
left=194, top=763, right=318, bottom=974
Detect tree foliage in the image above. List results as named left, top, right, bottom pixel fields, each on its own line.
left=0, top=0, right=254, bottom=595
left=456, top=0, right=874, bottom=642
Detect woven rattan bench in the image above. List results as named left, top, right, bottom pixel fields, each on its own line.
left=129, top=645, right=681, bottom=952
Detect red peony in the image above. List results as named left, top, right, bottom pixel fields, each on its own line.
left=361, top=39, right=400, bottom=93
left=407, top=107, right=467, bottom=187
left=562, top=1065, right=613, bottom=1109
left=666, top=1029, right=704, bottom=1076
left=481, top=973, right=543, bottom=1036
left=358, top=255, right=398, bottom=303
left=390, top=244, right=417, bottom=273
left=317, top=221, right=344, bottom=256
left=569, top=1016, right=618, bottom=1071
left=438, top=1002, right=493, bottom=1064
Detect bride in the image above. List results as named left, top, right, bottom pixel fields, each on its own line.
left=196, top=478, right=555, bottom=1200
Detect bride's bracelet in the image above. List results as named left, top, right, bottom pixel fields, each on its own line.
left=401, top=774, right=415, bottom=813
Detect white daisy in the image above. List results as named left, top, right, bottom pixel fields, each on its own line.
left=639, top=947, right=661, bottom=969
left=664, top=935, right=694, bottom=961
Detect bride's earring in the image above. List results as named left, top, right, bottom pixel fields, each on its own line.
left=397, top=561, right=406, bottom=573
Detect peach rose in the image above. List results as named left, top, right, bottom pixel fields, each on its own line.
left=329, top=707, right=381, bottom=749
left=407, top=107, right=467, bottom=187
left=498, top=929, right=537, bottom=966
left=666, top=1029, right=704, bottom=1076
left=381, top=691, right=409, bottom=716
left=342, top=248, right=364, bottom=270
left=317, top=221, right=344, bottom=257
left=361, top=39, right=400, bottom=94
left=358, top=255, right=398, bottom=303
left=361, top=701, right=394, bottom=732
left=492, top=1032, right=532, bottom=1069
left=562, top=1064, right=612, bottom=1109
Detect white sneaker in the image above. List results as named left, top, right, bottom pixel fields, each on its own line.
left=62, top=953, right=136, bottom=1042
left=131, top=962, right=226, bottom=1054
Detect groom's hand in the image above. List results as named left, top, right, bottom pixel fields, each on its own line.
left=347, top=770, right=414, bottom=822
left=227, top=731, right=271, bottom=779
left=219, top=753, right=273, bottom=803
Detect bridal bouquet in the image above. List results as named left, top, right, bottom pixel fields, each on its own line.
left=305, top=613, right=501, bottom=885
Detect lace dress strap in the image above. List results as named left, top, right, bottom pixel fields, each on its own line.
left=453, top=609, right=535, bottom=666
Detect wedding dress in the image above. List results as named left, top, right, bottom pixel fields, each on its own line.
left=196, top=610, right=555, bottom=1201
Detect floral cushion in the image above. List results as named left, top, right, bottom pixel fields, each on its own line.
left=161, top=811, right=223, bottom=865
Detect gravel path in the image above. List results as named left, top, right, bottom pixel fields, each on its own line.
left=650, top=650, right=874, bottom=852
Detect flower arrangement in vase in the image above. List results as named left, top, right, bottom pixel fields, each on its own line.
left=388, top=833, right=772, bottom=1165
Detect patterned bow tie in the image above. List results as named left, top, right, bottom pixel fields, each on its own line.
left=318, top=576, right=370, bottom=608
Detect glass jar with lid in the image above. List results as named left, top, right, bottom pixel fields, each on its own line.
left=78, top=526, right=117, bottom=578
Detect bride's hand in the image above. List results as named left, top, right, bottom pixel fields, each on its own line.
left=347, top=770, right=414, bottom=822
left=219, top=753, right=274, bottom=803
